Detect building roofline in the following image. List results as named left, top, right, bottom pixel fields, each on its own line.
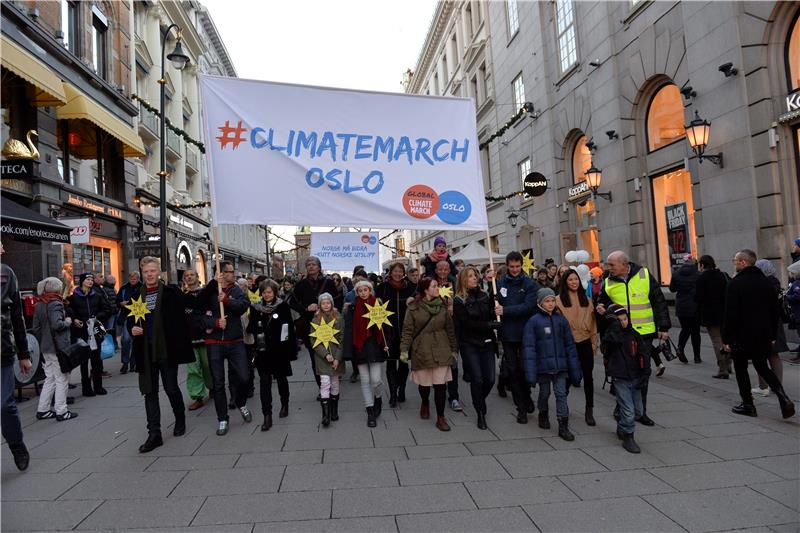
left=195, top=1, right=237, bottom=77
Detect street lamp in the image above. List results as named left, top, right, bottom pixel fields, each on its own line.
left=685, top=110, right=723, bottom=167
left=585, top=163, right=612, bottom=202
left=507, top=209, right=528, bottom=228
left=158, top=24, right=190, bottom=278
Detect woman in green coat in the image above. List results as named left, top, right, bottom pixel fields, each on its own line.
left=400, top=278, right=458, bottom=432
left=312, top=293, right=344, bottom=427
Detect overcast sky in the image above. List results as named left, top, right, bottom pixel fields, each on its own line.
left=201, top=0, right=437, bottom=251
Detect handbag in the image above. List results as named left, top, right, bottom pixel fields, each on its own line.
left=43, top=304, right=91, bottom=373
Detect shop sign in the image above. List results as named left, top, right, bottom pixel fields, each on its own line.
left=665, top=202, right=691, bottom=269
left=133, top=239, right=161, bottom=259
left=0, top=178, right=32, bottom=194
left=779, top=89, right=800, bottom=123
left=169, top=214, right=194, bottom=231
left=568, top=180, right=591, bottom=202
left=1, top=160, right=33, bottom=180
left=523, top=172, right=548, bottom=198
left=60, top=218, right=91, bottom=244
left=62, top=192, right=123, bottom=219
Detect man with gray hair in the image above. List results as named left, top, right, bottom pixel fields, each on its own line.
left=723, top=249, right=795, bottom=419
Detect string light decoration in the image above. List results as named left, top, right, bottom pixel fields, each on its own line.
left=132, top=94, right=206, bottom=153
left=479, top=102, right=534, bottom=150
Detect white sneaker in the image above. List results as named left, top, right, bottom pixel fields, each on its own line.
left=216, top=420, right=228, bottom=436
left=656, top=363, right=666, bottom=377
left=751, top=387, right=770, bottom=397
left=450, top=399, right=463, bottom=412
left=240, top=406, right=252, bottom=423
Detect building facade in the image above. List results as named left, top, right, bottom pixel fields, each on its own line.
left=406, top=0, right=800, bottom=284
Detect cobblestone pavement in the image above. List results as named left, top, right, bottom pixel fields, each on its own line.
left=2, top=329, right=798, bottom=532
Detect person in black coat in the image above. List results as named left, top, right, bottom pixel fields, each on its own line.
left=722, top=249, right=795, bottom=419
left=67, top=273, right=112, bottom=396
left=379, top=261, right=416, bottom=407
left=127, top=257, right=194, bottom=453
left=695, top=255, right=729, bottom=378
left=247, top=279, right=297, bottom=430
left=669, top=258, right=701, bottom=363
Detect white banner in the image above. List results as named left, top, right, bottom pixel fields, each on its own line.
left=199, top=75, right=487, bottom=230
left=60, top=218, right=90, bottom=244
left=311, top=232, right=380, bottom=273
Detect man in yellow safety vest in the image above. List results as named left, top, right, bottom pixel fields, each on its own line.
left=596, top=251, right=672, bottom=425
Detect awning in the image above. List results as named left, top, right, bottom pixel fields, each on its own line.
left=0, top=198, right=72, bottom=243
left=451, top=241, right=505, bottom=265
left=57, top=83, right=146, bottom=157
left=0, top=35, right=67, bottom=106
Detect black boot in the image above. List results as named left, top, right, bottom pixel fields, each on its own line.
left=621, top=432, right=641, bottom=454
left=538, top=410, right=550, bottom=429
left=330, top=394, right=339, bottom=421
left=636, top=414, right=655, bottom=426
left=366, top=406, right=377, bottom=428
left=775, top=389, right=796, bottom=419
left=138, top=434, right=163, bottom=453
left=374, top=396, right=382, bottom=418
left=516, top=409, right=528, bottom=424
left=279, top=402, right=289, bottom=418
left=173, top=415, right=186, bottom=437
left=732, top=402, right=758, bottom=417
left=476, top=411, right=487, bottom=430
left=557, top=417, right=575, bottom=441
left=9, top=442, right=29, bottom=471
left=321, top=400, right=331, bottom=427
left=397, top=382, right=406, bottom=403
left=387, top=373, right=398, bottom=408
left=120, top=363, right=128, bottom=374
left=92, top=370, right=107, bottom=395
left=585, top=407, right=596, bottom=426
left=82, top=377, right=95, bottom=397
left=261, top=413, right=273, bottom=431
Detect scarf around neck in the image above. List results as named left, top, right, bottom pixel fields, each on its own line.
left=421, top=296, right=443, bottom=316
left=429, top=250, right=449, bottom=263
left=353, top=294, right=384, bottom=351
left=253, top=297, right=283, bottom=316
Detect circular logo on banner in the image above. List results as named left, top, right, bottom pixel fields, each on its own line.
left=523, top=172, right=548, bottom=197
left=436, top=190, right=472, bottom=225
left=361, top=234, right=370, bottom=243
left=368, top=235, right=377, bottom=245
left=403, top=185, right=440, bottom=219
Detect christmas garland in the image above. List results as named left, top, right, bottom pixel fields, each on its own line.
left=133, top=196, right=210, bottom=210
left=479, top=102, right=532, bottom=150
left=485, top=191, right=525, bottom=203
left=132, top=94, right=206, bottom=154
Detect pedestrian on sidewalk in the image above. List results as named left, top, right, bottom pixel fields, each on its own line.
left=351, top=280, right=388, bottom=428
left=67, top=273, right=111, bottom=397
left=753, top=259, right=787, bottom=397
left=400, top=278, right=457, bottom=432
left=601, top=304, right=648, bottom=453
left=128, top=257, right=194, bottom=453
left=379, top=261, right=415, bottom=408
left=248, top=279, right=296, bottom=430
left=342, top=270, right=368, bottom=384
left=32, top=277, right=78, bottom=421
left=669, top=255, right=702, bottom=363
left=182, top=269, right=213, bottom=411
left=312, top=292, right=344, bottom=427
left=117, top=271, right=141, bottom=373
left=723, top=249, right=795, bottom=419
left=786, top=265, right=800, bottom=362
left=453, top=266, right=497, bottom=430
left=434, top=259, right=462, bottom=412
left=695, top=255, right=730, bottom=378
left=523, top=288, right=582, bottom=441
left=556, top=269, right=598, bottom=426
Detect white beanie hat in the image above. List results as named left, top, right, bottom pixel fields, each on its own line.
left=38, top=277, right=64, bottom=295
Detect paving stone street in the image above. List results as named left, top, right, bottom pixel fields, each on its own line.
left=2, top=330, right=799, bottom=532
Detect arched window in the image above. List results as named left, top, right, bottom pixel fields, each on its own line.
left=572, top=135, right=592, bottom=182
left=646, top=84, right=685, bottom=152
left=788, top=13, right=800, bottom=90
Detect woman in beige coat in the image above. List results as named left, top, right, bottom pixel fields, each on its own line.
left=556, top=269, right=598, bottom=426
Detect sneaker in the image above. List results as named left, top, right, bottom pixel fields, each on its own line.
left=656, top=363, right=666, bottom=377
left=450, top=399, right=463, bottom=412
left=239, top=406, right=252, bottom=423
left=187, top=399, right=205, bottom=411
left=36, top=410, right=56, bottom=420
left=751, top=387, right=770, bottom=397
left=56, top=411, right=79, bottom=421
left=216, top=420, right=229, bottom=436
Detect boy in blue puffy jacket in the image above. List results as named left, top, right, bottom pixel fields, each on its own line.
left=522, top=288, right=582, bottom=441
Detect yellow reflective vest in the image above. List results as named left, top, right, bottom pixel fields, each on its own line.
left=604, top=268, right=656, bottom=335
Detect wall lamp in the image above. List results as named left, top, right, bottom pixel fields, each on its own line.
left=718, top=62, right=738, bottom=77
left=585, top=164, right=612, bottom=202
left=685, top=110, right=723, bottom=167
left=507, top=209, right=529, bottom=228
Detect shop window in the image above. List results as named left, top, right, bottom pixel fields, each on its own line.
left=571, top=135, right=599, bottom=263
left=62, top=237, right=121, bottom=285
left=512, top=73, right=525, bottom=109
left=652, top=168, right=698, bottom=285
left=555, top=0, right=578, bottom=73
left=91, top=10, right=109, bottom=79
left=518, top=158, right=531, bottom=199
left=61, top=0, right=80, bottom=55
left=480, top=147, right=492, bottom=193
left=1, top=72, right=37, bottom=144
left=646, top=84, right=685, bottom=152
left=788, top=13, right=800, bottom=90
left=57, top=120, right=124, bottom=201
left=571, top=135, right=592, bottom=182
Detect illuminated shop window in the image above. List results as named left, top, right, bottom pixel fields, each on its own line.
left=647, top=84, right=685, bottom=152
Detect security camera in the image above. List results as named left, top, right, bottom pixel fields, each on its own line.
left=605, top=130, right=619, bottom=140
left=718, top=62, right=738, bottom=77
left=584, top=138, right=597, bottom=152
left=589, top=59, right=601, bottom=67
left=680, top=85, right=696, bottom=99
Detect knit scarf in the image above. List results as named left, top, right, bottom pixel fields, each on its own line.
left=428, top=250, right=449, bottom=263
left=421, top=296, right=443, bottom=316
left=253, top=297, right=283, bottom=316
left=39, top=293, right=63, bottom=304
left=353, top=294, right=384, bottom=351
left=388, top=277, right=406, bottom=290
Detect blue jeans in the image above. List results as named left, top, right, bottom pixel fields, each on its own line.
left=459, top=342, right=496, bottom=414
left=614, top=377, right=643, bottom=435
left=537, top=371, right=568, bottom=418
left=1, top=364, right=23, bottom=446
left=207, top=343, right=251, bottom=422
left=120, top=325, right=133, bottom=366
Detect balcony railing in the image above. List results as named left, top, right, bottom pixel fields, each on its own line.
left=138, top=103, right=158, bottom=139
left=165, top=129, right=182, bottom=159
left=186, top=145, right=199, bottom=174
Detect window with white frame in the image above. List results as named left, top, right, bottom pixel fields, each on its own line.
left=481, top=147, right=492, bottom=193
left=512, top=73, right=525, bottom=110
left=506, top=0, right=519, bottom=37
left=555, top=0, right=578, bottom=73
left=519, top=158, right=531, bottom=199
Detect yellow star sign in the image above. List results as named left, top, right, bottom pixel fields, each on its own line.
left=308, top=317, right=340, bottom=349
left=125, top=294, right=151, bottom=325
left=439, top=284, right=453, bottom=299
left=363, top=300, right=394, bottom=331
left=247, top=289, right=260, bottom=304
left=522, top=251, right=536, bottom=275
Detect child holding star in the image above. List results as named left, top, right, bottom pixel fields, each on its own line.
left=311, top=293, right=344, bottom=427
left=352, top=280, right=389, bottom=428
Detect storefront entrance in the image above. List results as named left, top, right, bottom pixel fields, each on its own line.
left=652, top=168, right=697, bottom=285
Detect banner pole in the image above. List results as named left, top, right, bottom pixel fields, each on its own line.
left=212, top=225, right=225, bottom=319
left=486, top=227, right=500, bottom=322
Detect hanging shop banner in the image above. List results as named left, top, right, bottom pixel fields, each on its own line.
left=310, top=232, right=380, bottom=273
left=199, top=75, right=488, bottom=230
left=60, top=218, right=91, bottom=244
left=664, top=202, right=691, bottom=269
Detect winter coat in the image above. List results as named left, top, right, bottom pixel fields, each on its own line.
left=116, top=280, right=142, bottom=320
left=183, top=286, right=207, bottom=345
left=694, top=268, right=728, bottom=327
left=493, top=273, right=539, bottom=342
left=452, top=288, right=496, bottom=347
left=555, top=291, right=597, bottom=349
left=786, top=279, right=800, bottom=323
left=32, top=299, right=70, bottom=354
left=601, top=318, right=651, bottom=380
left=399, top=297, right=457, bottom=370
left=669, top=263, right=700, bottom=318
left=102, top=284, right=119, bottom=316
left=1, top=264, right=29, bottom=366
left=67, top=287, right=112, bottom=342
left=598, top=262, right=672, bottom=334
left=311, top=314, right=345, bottom=377
left=247, top=300, right=297, bottom=376
left=288, top=275, right=338, bottom=332
left=722, top=266, right=778, bottom=355
left=186, top=280, right=249, bottom=343
left=378, top=281, right=416, bottom=359
left=420, top=253, right=456, bottom=279
left=522, top=309, right=582, bottom=385
left=765, top=275, right=789, bottom=354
